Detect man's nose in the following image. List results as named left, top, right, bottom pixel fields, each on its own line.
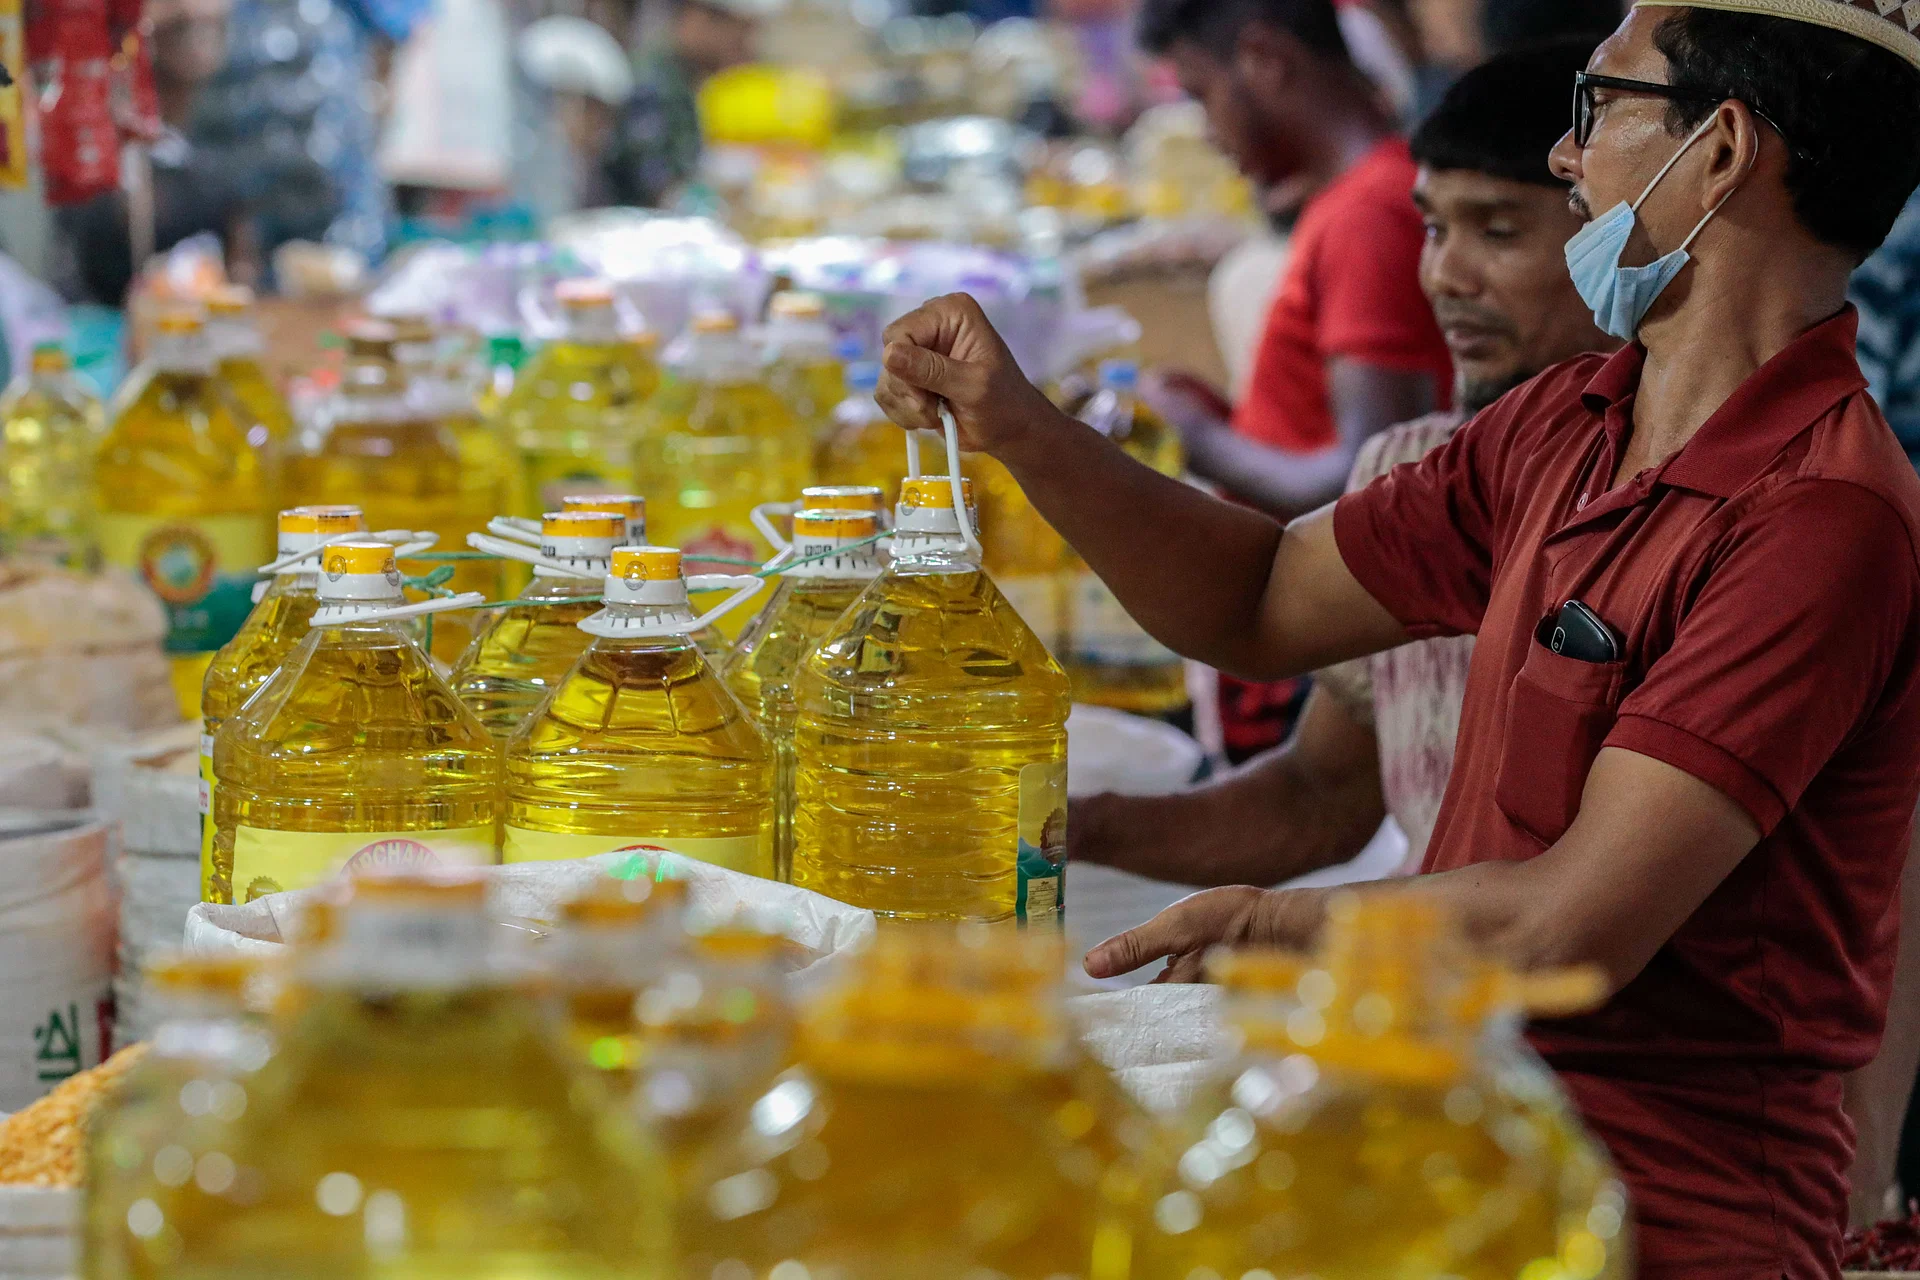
left=1549, top=128, right=1583, bottom=186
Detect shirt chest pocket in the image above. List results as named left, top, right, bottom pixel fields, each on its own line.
left=1494, top=638, right=1627, bottom=846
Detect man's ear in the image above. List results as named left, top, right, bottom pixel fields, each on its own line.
left=1698, top=99, right=1764, bottom=217
left=1233, top=20, right=1297, bottom=100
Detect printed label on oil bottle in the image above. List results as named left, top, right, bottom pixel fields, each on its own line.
left=230, top=827, right=496, bottom=902
left=1016, top=760, right=1067, bottom=926
left=198, top=731, right=216, bottom=899
left=1067, top=571, right=1179, bottom=666
left=502, top=828, right=774, bottom=879
left=98, top=514, right=268, bottom=655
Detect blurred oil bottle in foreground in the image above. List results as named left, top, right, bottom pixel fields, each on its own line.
left=0, top=341, right=104, bottom=569
left=759, top=290, right=844, bottom=460
left=504, top=545, right=774, bottom=876
left=635, top=311, right=804, bottom=590
left=451, top=510, right=625, bottom=739
left=549, top=875, right=689, bottom=1095
left=81, top=954, right=273, bottom=1280
left=1134, top=893, right=1631, bottom=1280
left=153, top=872, right=670, bottom=1278
left=200, top=505, right=365, bottom=901
left=97, top=311, right=272, bottom=720
left=793, top=475, right=1071, bottom=923
left=283, top=322, right=492, bottom=662
left=723, top=506, right=883, bottom=881
left=678, top=926, right=1130, bottom=1280
left=506, top=280, right=658, bottom=514
left=209, top=542, right=499, bottom=903
left=1061, top=361, right=1188, bottom=715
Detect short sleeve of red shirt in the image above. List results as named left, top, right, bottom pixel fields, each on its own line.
left=1606, top=480, right=1919, bottom=836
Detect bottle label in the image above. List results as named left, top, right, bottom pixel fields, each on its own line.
left=502, top=828, right=774, bottom=880
left=1067, top=571, right=1178, bottom=667
left=996, top=574, right=1062, bottom=651
left=1016, top=760, right=1067, bottom=926
left=98, top=513, right=268, bottom=655
left=198, top=730, right=215, bottom=900
left=230, top=826, right=497, bottom=903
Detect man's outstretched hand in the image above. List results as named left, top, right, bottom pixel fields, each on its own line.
left=1083, top=885, right=1332, bottom=984
left=877, top=292, right=1068, bottom=456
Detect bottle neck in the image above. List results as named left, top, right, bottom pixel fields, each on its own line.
left=208, top=317, right=263, bottom=361
left=567, top=305, right=620, bottom=346
left=149, top=331, right=212, bottom=375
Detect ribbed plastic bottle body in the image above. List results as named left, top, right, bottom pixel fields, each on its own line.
left=504, top=630, right=774, bottom=877
left=209, top=621, right=501, bottom=903
left=449, top=575, right=604, bottom=739
left=791, top=559, right=1071, bottom=923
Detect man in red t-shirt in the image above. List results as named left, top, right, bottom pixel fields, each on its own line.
left=1136, top=0, right=1454, bottom=758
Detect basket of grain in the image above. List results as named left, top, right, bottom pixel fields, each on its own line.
left=0, top=1047, right=146, bottom=1278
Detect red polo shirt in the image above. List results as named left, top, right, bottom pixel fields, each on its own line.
left=1334, top=309, right=1920, bottom=1279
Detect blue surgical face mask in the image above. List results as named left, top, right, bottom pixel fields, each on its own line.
left=1564, top=115, right=1736, bottom=341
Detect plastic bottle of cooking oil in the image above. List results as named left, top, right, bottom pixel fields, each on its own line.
left=1134, top=892, right=1631, bottom=1280
left=760, top=290, right=844, bottom=452
left=208, top=541, right=497, bottom=904
left=816, top=362, right=903, bottom=503
left=97, top=311, right=272, bottom=720
left=723, top=507, right=883, bottom=881
left=198, top=504, right=367, bottom=902
left=548, top=875, right=689, bottom=1095
left=0, top=341, right=104, bottom=569
left=504, top=545, right=774, bottom=876
left=634, top=310, right=806, bottom=585
left=506, top=279, right=658, bottom=514
left=970, top=451, right=1070, bottom=655
left=1062, top=360, right=1188, bottom=714
left=477, top=332, right=527, bottom=420
left=793, top=471, right=1071, bottom=924
left=678, top=926, right=1126, bottom=1280
left=157, top=871, right=670, bottom=1279
left=81, top=953, right=275, bottom=1280
left=204, top=285, right=295, bottom=451
left=451, top=510, right=625, bottom=739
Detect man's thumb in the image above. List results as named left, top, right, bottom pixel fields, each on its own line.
left=883, top=341, right=961, bottom=397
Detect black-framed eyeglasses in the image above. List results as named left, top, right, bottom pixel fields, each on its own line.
left=1572, top=72, right=1727, bottom=148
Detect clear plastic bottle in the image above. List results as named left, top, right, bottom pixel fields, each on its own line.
left=970, top=452, right=1070, bottom=656
left=281, top=322, right=495, bottom=663
left=154, top=870, right=670, bottom=1278
left=97, top=310, right=272, bottom=720
left=678, top=926, right=1125, bottom=1280
left=548, top=875, right=689, bottom=1096
left=506, top=280, right=658, bottom=515
left=205, top=286, right=295, bottom=451
left=760, top=290, right=844, bottom=457
left=634, top=311, right=806, bottom=585
left=210, top=541, right=499, bottom=903
left=0, top=341, right=105, bottom=570
left=1061, top=360, right=1188, bottom=715
left=792, top=475, right=1071, bottom=923
left=504, top=545, right=775, bottom=876
left=723, top=507, right=883, bottom=881
left=199, top=504, right=366, bottom=902
left=816, top=362, right=901, bottom=503
left=1134, top=893, right=1632, bottom=1280
left=81, top=954, right=275, bottom=1280
left=450, top=510, right=624, bottom=739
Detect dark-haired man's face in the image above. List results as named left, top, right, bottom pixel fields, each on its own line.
left=1168, top=39, right=1304, bottom=191
left=1415, top=166, right=1613, bottom=410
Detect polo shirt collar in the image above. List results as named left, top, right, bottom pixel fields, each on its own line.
left=1578, top=307, right=1868, bottom=500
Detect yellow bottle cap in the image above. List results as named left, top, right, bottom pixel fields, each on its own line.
left=561, top=875, right=687, bottom=925
left=900, top=476, right=974, bottom=508
left=542, top=510, right=625, bottom=540
left=154, top=309, right=205, bottom=335
left=691, top=310, right=739, bottom=334
left=144, top=953, right=261, bottom=995
left=321, top=541, right=399, bottom=577
left=793, top=508, right=879, bottom=540
left=769, top=290, right=826, bottom=320
left=556, top=279, right=615, bottom=308
left=348, top=868, right=490, bottom=904
left=801, top=485, right=884, bottom=513
left=29, top=344, right=68, bottom=374
left=205, top=285, right=255, bottom=316
left=562, top=493, right=646, bottom=521
left=610, top=546, right=683, bottom=582
left=279, top=506, right=365, bottom=535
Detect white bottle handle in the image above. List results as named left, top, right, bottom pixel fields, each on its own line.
left=901, top=408, right=981, bottom=557
left=257, top=529, right=437, bottom=576
left=750, top=501, right=797, bottom=553
left=685, top=574, right=766, bottom=633
left=466, top=531, right=601, bottom=581
left=487, top=516, right=543, bottom=544
left=310, top=591, right=489, bottom=628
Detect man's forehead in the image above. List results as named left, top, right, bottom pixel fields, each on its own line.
left=1588, top=9, right=1669, bottom=79
left=1415, top=167, right=1563, bottom=211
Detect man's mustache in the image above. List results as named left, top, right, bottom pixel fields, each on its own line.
left=1431, top=302, right=1518, bottom=338
left=1569, top=188, right=1595, bottom=221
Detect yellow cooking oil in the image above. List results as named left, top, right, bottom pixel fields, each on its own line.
left=760, top=290, right=845, bottom=456
left=816, top=361, right=901, bottom=502
left=198, top=504, right=365, bottom=902
left=209, top=541, right=499, bottom=904
left=722, top=507, right=883, bottom=881
left=0, top=341, right=104, bottom=569
left=205, top=286, right=295, bottom=451
left=792, top=475, right=1071, bottom=924
left=970, top=452, right=1070, bottom=655
left=96, top=310, right=272, bottom=721
left=282, top=321, right=495, bottom=661
left=392, top=314, right=522, bottom=553
left=1134, top=892, right=1631, bottom=1280
left=450, top=509, right=624, bottom=739
left=633, top=310, right=805, bottom=594
left=504, top=545, right=775, bottom=877
left=1062, top=360, right=1188, bottom=715
left=548, top=875, right=689, bottom=1095
left=81, top=954, right=275, bottom=1280
left=678, top=926, right=1124, bottom=1280
left=156, top=871, right=669, bottom=1279
left=505, top=279, right=658, bottom=515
